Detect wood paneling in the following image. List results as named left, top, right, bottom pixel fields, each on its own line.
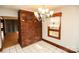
left=18, top=10, right=42, bottom=47
left=3, top=32, right=18, bottom=48
left=42, top=39, right=76, bottom=53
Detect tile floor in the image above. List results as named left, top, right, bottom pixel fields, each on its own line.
left=1, top=41, right=67, bottom=53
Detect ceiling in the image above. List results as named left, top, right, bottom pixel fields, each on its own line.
left=0, top=5, right=63, bottom=20
left=0, top=5, right=63, bottom=12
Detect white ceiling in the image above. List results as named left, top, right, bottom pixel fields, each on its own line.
left=0, top=5, right=63, bottom=12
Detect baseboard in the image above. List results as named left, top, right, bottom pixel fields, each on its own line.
left=42, top=39, right=76, bottom=53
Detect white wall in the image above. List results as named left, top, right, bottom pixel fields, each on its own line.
left=0, top=7, right=18, bottom=17
left=42, top=6, right=79, bottom=52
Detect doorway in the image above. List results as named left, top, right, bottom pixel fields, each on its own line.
left=0, top=16, right=19, bottom=49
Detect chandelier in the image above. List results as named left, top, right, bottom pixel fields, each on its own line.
left=34, top=8, right=54, bottom=21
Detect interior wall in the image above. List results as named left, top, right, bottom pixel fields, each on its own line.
left=42, top=6, right=79, bottom=52
left=0, top=7, right=17, bottom=17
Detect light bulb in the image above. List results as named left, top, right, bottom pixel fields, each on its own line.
left=45, top=8, right=49, bottom=13
left=34, top=12, right=39, bottom=17
left=47, top=14, right=50, bottom=17
left=41, top=9, right=45, bottom=14
left=50, top=10, right=54, bottom=16
left=38, top=8, right=43, bottom=12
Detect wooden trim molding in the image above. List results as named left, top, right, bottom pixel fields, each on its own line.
left=53, top=12, right=62, bottom=17
left=0, top=48, right=2, bottom=51
left=0, top=46, right=2, bottom=51
left=0, top=40, right=4, bottom=51
left=42, top=39, right=76, bottom=53
left=48, top=12, right=62, bottom=40
left=0, top=46, right=3, bottom=51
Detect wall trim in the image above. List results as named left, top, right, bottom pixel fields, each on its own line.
left=42, top=39, right=76, bottom=53
left=0, top=40, right=3, bottom=51
left=0, top=47, right=3, bottom=51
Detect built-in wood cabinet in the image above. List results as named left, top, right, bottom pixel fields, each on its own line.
left=18, top=10, right=42, bottom=47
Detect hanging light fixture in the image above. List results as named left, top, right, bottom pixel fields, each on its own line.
left=34, top=7, right=54, bottom=21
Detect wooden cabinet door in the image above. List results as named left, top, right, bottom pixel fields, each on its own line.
left=18, top=10, right=42, bottom=47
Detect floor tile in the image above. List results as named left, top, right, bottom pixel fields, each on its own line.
left=1, top=41, right=67, bottom=53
